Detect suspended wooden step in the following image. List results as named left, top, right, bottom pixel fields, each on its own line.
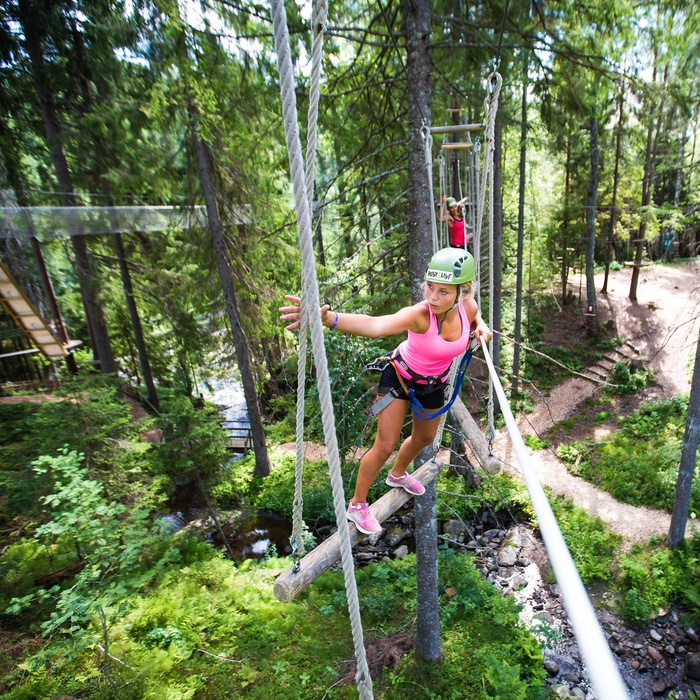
left=0, top=259, right=80, bottom=360
left=430, top=123, right=485, bottom=135
left=441, top=142, right=474, bottom=150
left=273, top=457, right=443, bottom=603
left=623, top=261, right=651, bottom=267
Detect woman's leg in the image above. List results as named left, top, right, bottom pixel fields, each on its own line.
left=388, top=410, right=441, bottom=478
left=351, top=397, right=409, bottom=504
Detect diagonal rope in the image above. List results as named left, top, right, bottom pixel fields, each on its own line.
left=292, top=0, right=329, bottom=565
left=269, top=1, right=373, bottom=697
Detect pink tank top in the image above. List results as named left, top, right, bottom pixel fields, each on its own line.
left=394, top=303, right=472, bottom=381
left=449, top=217, right=467, bottom=247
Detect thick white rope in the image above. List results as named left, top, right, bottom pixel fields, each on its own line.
left=292, top=0, right=329, bottom=564
left=473, top=71, right=501, bottom=307
left=423, top=126, right=439, bottom=253
left=438, top=150, right=447, bottom=247
left=475, top=71, right=501, bottom=442
left=479, top=337, right=629, bottom=700
left=269, top=2, right=373, bottom=697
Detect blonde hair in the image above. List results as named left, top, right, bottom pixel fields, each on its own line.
left=422, top=280, right=473, bottom=301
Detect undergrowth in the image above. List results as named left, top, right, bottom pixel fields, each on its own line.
left=2, top=547, right=546, bottom=700
left=562, top=396, right=699, bottom=514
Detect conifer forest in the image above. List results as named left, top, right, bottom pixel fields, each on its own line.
left=0, top=1, right=699, bottom=698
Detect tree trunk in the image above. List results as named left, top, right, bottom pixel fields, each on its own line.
left=18, top=0, right=116, bottom=375
left=602, top=87, right=624, bottom=295
left=402, top=0, right=433, bottom=300
left=414, top=449, right=440, bottom=661
left=668, top=330, right=700, bottom=548
left=491, top=109, right=503, bottom=412
left=561, top=135, right=572, bottom=306
left=402, top=0, right=438, bottom=664
left=512, top=48, right=528, bottom=399
left=111, top=231, right=159, bottom=410
left=630, top=65, right=662, bottom=302
left=584, top=116, right=599, bottom=332
left=189, top=102, right=270, bottom=478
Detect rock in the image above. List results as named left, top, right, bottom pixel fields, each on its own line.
left=569, top=687, right=586, bottom=700
left=693, top=685, right=700, bottom=698
left=687, top=628, right=700, bottom=643
left=649, top=628, right=662, bottom=642
left=367, top=529, right=385, bottom=546
left=269, top=568, right=282, bottom=577
left=647, top=647, right=665, bottom=664
left=631, top=660, right=640, bottom=670
left=483, top=528, right=502, bottom=539
left=543, top=659, right=560, bottom=677
left=393, top=545, right=409, bottom=559
left=385, top=526, right=408, bottom=548
left=498, top=545, right=518, bottom=567
left=551, top=684, right=570, bottom=699
left=651, top=678, right=667, bottom=695
left=442, top=519, right=466, bottom=539
left=686, top=652, right=700, bottom=680
left=512, top=575, right=528, bottom=590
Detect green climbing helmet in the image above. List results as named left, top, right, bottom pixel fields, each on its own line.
left=424, top=248, right=475, bottom=285
left=446, top=196, right=458, bottom=207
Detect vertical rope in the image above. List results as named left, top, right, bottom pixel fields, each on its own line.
left=269, top=2, right=373, bottom=697
left=438, top=150, right=447, bottom=248
left=423, top=126, right=439, bottom=254
left=291, top=0, right=329, bottom=565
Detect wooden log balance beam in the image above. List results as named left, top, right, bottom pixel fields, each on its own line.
left=273, top=457, right=444, bottom=603
left=449, top=397, right=503, bottom=475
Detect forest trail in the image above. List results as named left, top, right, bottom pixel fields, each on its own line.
left=493, top=261, right=700, bottom=544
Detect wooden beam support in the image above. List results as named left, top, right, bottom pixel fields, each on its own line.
left=273, top=458, right=444, bottom=603
left=441, top=143, right=473, bottom=150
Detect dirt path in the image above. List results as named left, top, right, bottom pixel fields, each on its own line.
left=494, top=261, right=700, bottom=544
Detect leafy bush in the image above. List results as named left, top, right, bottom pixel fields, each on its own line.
left=607, top=362, right=654, bottom=394
left=550, top=496, right=622, bottom=584
left=578, top=397, right=697, bottom=512
left=617, top=534, right=700, bottom=624
left=524, top=435, right=550, bottom=450
left=214, top=450, right=339, bottom=523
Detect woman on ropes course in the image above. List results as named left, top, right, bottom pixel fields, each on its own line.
left=439, top=195, right=470, bottom=250
left=279, top=247, right=491, bottom=535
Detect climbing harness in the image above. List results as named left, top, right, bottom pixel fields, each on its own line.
left=365, top=348, right=473, bottom=421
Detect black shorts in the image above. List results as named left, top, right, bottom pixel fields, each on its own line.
left=377, top=364, right=445, bottom=410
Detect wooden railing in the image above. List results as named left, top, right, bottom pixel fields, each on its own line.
left=220, top=419, right=253, bottom=453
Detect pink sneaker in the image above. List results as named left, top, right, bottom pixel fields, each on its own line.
left=386, top=470, right=425, bottom=496
left=347, top=501, right=382, bottom=535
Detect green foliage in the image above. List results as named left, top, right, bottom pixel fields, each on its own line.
left=550, top=496, right=622, bottom=584
left=213, top=451, right=337, bottom=523
left=151, top=394, right=229, bottom=488
left=617, top=534, right=700, bottom=624
left=555, top=441, right=590, bottom=474
left=607, top=362, right=655, bottom=395
left=436, top=470, right=534, bottom=525
left=5, top=449, right=181, bottom=668
left=577, top=397, right=697, bottom=512
left=524, top=435, right=550, bottom=450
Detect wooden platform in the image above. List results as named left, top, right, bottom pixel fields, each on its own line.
left=273, top=457, right=444, bottom=603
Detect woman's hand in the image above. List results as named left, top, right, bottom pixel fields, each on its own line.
left=279, top=295, right=332, bottom=331
left=472, top=318, right=492, bottom=345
